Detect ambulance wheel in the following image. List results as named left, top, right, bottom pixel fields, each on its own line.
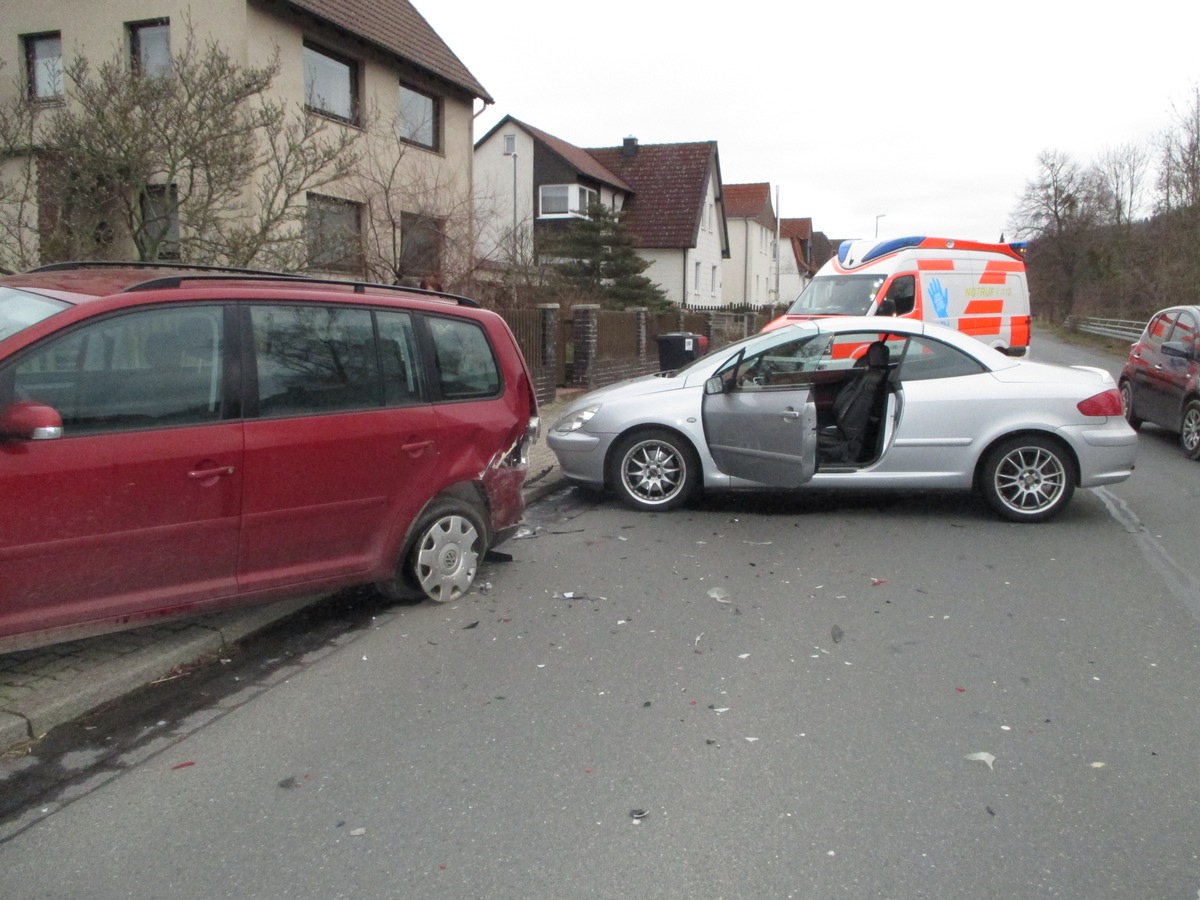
left=980, top=435, right=1076, bottom=523
left=1181, top=399, right=1200, bottom=460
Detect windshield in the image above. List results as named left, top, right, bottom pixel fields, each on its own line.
left=787, top=274, right=885, bottom=316
left=0, top=286, right=70, bottom=341
left=672, top=323, right=822, bottom=378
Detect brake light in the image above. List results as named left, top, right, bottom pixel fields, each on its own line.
left=1077, top=389, right=1123, bottom=417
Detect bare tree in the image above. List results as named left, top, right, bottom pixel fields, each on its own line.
left=1, top=22, right=358, bottom=270
left=1094, top=142, right=1151, bottom=228
left=0, top=66, right=40, bottom=271
left=350, top=107, right=493, bottom=291
left=1157, top=84, right=1200, bottom=212
left=1010, top=149, right=1102, bottom=321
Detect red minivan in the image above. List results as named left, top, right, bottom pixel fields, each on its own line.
left=0, top=264, right=540, bottom=652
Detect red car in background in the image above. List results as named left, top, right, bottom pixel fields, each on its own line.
left=1119, top=305, right=1200, bottom=459
left=0, top=264, right=539, bottom=652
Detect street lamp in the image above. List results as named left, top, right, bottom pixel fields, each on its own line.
left=875, top=213, right=886, bottom=238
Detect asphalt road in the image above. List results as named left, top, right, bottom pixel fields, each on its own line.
left=2, top=334, right=1198, bottom=899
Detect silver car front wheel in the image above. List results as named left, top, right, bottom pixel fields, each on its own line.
left=980, top=435, right=1076, bottom=523
left=610, top=428, right=699, bottom=512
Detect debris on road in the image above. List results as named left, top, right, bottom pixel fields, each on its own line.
left=964, top=751, right=996, bottom=770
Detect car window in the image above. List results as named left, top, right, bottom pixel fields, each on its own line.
left=1169, top=310, right=1198, bottom=350
left=895, top=335, right=987, bottom=381
left=0, top=286, right=70, bottom=341
left=376, top=310, right=426, bottom=405
left=722, top=333, right=833, bottom=389
left=252, top=305, right=381, bottom=416
left=5, top=306, right=224, bottom=434
left=1145, top=311, right=1178, bottom=348
left=427, top=316, right=500, bottom=399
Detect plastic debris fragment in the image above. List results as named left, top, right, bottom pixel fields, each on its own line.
left=554, top=590, right=590, bottom=601
left=964, top=751, right=995, bottom=770
left=350, top=828, right=366, bottom=837
left=871, top=577, right=887, bottom=586
left=745, top=737, right=759, bottom=743
left=463, top=621, right=479, bottom=630
left=707, top=587, right=732, bottom=603
left=630, top=809, right=648, bottom=820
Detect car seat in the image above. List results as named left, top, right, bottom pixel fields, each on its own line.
left=817, top=340, right=890, bottom=463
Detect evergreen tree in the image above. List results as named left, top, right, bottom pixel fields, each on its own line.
left=543, top=201, right=669, bottom=309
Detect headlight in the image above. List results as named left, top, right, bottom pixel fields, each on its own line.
left=553, top=404, right=601, bottom=433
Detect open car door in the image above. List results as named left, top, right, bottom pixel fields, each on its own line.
left=700, top=334, right=822, bottom=487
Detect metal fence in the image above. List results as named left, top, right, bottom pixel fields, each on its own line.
left=1070, top=316, right=1145, bottom=341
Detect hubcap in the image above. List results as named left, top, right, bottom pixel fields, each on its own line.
left=622, top=440, right=684, bottom=504
left=415, top=514, right=479, bottom=601
left=994, top=445, right=1066, bottom=513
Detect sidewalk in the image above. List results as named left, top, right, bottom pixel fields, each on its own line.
left=0, top=396, right=574, bottom=755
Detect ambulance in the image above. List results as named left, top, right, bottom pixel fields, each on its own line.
left=765, top=236, right=1031, bottom=356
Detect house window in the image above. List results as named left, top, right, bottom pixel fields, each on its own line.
left=694, top=261, right=701, bottom=291
left=303, top=43, right=358, bottom=123
left=141, top=185, right=180, bottom=259
left=130, top=19, right=170, bottom=77
left=503, top=133, right=516, bottom=155
left=398, top=83, right=440, bottom=150
left=24, top=32, right=62, bottom=101
left=306, top=193, right=362, bottom=272
left=400, top=212, right=443, bottom=279
left=539, top=184, right=598, bottom=217
left=540, top=185, right=569, bottom=216
left=711, top=266, right=718, bottom=295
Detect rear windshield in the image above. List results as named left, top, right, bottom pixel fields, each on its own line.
left=0, top=286, right=70, bottom=341
left=787, top=274, right=885, bottom=316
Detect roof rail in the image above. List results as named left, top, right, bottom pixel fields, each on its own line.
left=28, top=262, right=480, bottom=308
left=30, top=260, right=280, bottom=276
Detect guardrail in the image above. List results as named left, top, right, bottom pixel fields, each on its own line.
left=1069, top=316, right=1145, bottom=341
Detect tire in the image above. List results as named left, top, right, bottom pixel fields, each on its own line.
left=404, top=499, right=487, bottom=602
left=609, top=428, right=700, bottom=511
left=1181, top=399, right=1200, bottom=460
left=980, top=435, right=1076, bottom=523
left=1119, top=380, right=1142, bottom=429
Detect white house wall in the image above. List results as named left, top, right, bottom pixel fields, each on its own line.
left=474, top=127, right=535, bottom=265
left=722, top=217, right=775, bottom=307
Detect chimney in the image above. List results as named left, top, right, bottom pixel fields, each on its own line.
left=623, top=136, right=638, bottom=157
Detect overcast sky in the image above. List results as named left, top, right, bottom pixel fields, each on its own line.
left=425, top=0, right=1199, bottom=243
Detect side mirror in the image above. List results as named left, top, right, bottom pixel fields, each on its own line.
left=875, top=298, right=896, bottom=317
left=705, top=376, right=726, bottom=395
left=0, top=401, right=64, bottom=441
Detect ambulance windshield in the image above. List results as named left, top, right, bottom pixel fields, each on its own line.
left=787, top=275, right=885, bottom=316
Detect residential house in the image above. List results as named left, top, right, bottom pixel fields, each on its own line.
left=1, top=0, right=489, bottom=279
left=721, top=182, right=777, bottom=308
left=778, top=217, right=815, bottom=303
left=475, top=116, right=730, bottom=306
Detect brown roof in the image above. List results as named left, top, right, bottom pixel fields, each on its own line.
left=507, top=119, right=632, bottom=192
left=281, top=0, right=492, bottom=101
left=781, top=217, right=812, bottom=240
left=724, top=183, right=772, bottom=219
left=586, top=141, right=719, bottom=249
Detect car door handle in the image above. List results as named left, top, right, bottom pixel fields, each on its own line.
left=780, top=408, right=801, bottom=419
left=189, top=466, right=235, bottom=479
left=402, top=440, right=435, bottom=456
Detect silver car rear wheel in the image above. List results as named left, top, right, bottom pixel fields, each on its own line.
left=981, top=435, right=1076, bottom=523
left=610, top=429, right=699, bottom=511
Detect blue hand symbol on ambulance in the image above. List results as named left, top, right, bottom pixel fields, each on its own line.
left=928, top=278, right=950, bottom=319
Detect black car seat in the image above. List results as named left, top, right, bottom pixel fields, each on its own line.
left=818, top=340, right=890, bottom=463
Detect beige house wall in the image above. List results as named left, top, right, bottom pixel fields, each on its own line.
left=1, top=1, right=479, bottom=277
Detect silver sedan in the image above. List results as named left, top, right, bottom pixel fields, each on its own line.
left=547, top=317, right=1137, bottom=522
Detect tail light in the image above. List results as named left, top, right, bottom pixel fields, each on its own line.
left=1077, top=389, right=1123, bottom=417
